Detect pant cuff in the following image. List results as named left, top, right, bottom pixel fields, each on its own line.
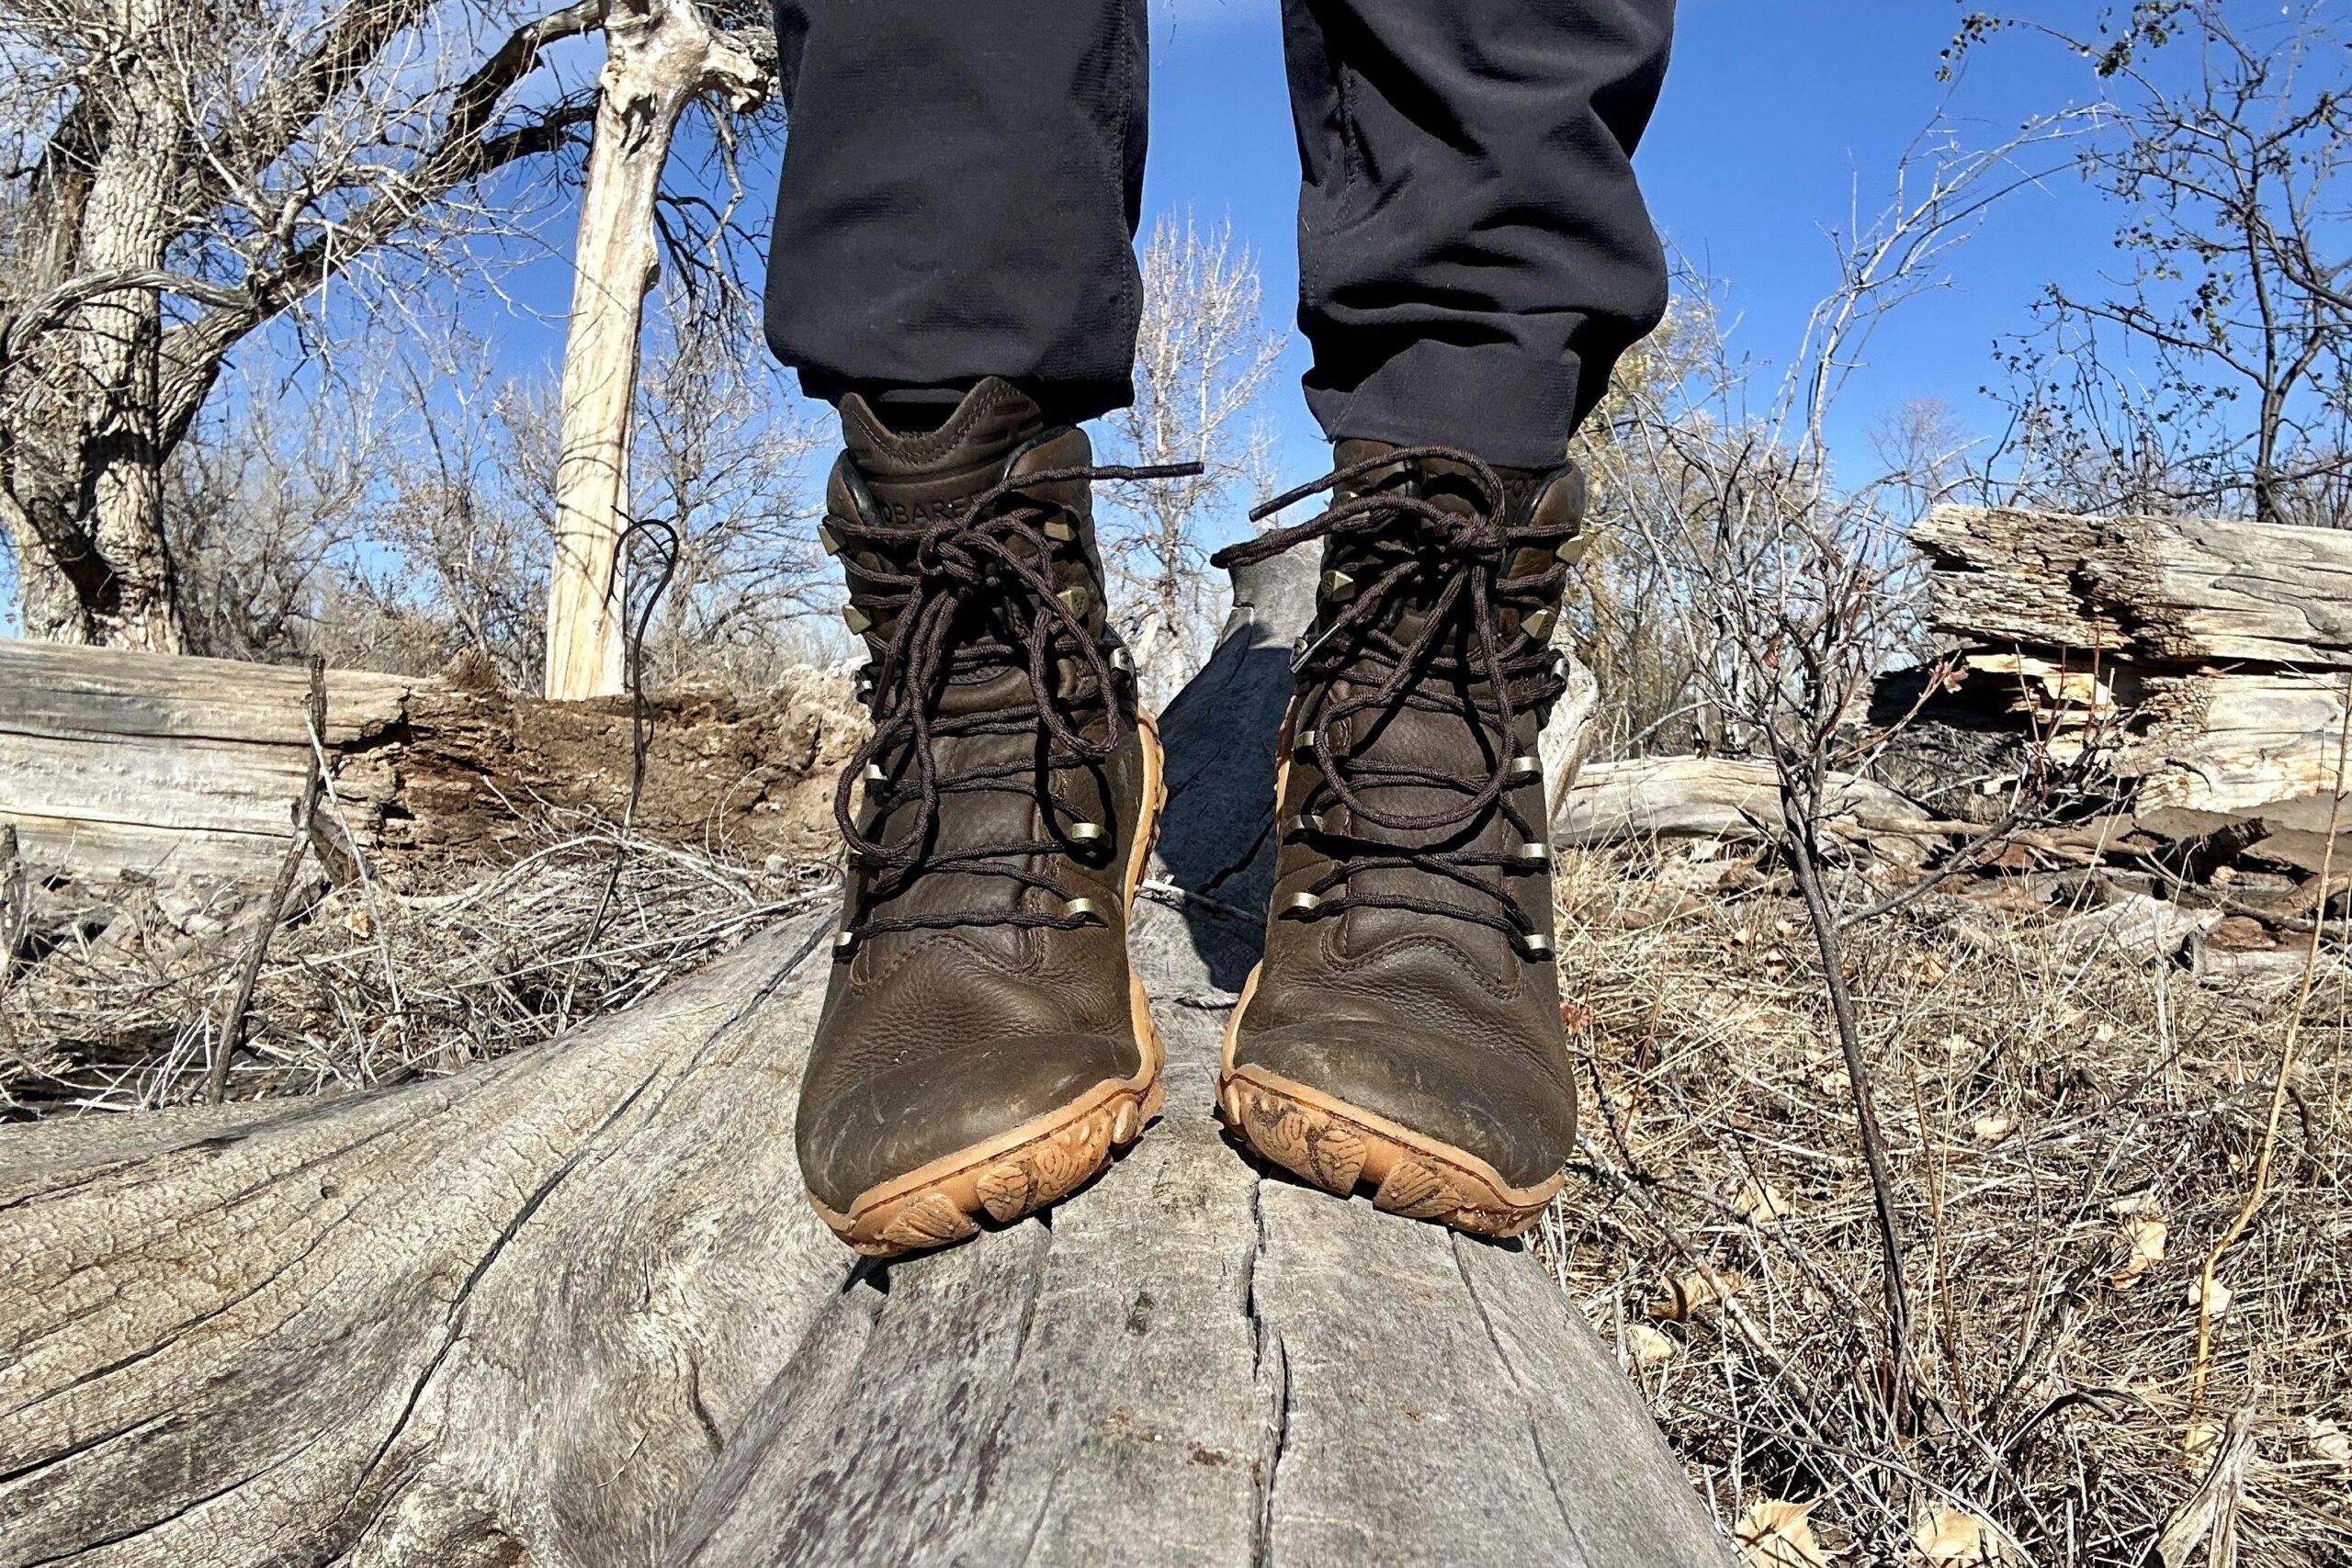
left=1303, top=339, right=1586, bottom=470
left=796, top=370, right=1136, bottom=431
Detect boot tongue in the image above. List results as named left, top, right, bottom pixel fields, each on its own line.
left=837, top=378, right=1045, bottom=526
left=1317, top=443, right=1552, bottom=974
left=834, top=381, right=1106, bottom=963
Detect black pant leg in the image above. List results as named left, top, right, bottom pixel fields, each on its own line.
left=764, top=0, right=1149, bottom=422
left=1282, top=0, right=1674, bottom=467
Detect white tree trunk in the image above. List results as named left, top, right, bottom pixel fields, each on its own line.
left=543, top=0, right=766, bottom=700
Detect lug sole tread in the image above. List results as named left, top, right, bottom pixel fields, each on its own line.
left=1217, top=1066, right=1561, bottom=1240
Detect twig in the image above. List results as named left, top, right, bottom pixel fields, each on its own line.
left=1781, top=773, right=1917, bottom=1430
left=1907, top=1052, right=1970, bottom=1417
left=209, top=657, right=328, bottom=1104
left=0, top=823, right=26, bottom=1008
left=303, top=701, right=402, bottom=1029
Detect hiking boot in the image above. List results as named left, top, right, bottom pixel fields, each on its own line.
left=1211, top=441, right=1586, bottom=1239
left=797, top=378, right=1169, bottom=1257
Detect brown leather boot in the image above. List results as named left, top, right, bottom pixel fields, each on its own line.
left=797, top=378, right=1168, bottom=1257
left=1212, top=441, right=1586, bottom=1239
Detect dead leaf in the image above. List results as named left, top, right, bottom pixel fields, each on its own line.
left=1735, top=1179, right=1794, bottom=1224
left=2307, top=1419, right=2351, bottom=1463
left=2183, top=1418, right=2225, bottom=1458
left=1971, top=1113, right=2015, bottom=1145
left=2112, top=1213, right=2167, bottom=1289
left=2156, top=1415, right=2252, bottom=1567
left=1649, top=1269, right=1747, bottom=1322
left=1559, top=999, right=1595, bottom=1032
left=1624, top=1322, right=1677, bottom=1369
left=2186, top=1274, right=2231, bottom=1316
left=1912, top=1507, right=1996, bottom=1565
left=1737, top=1498, right=1833, bottom=1568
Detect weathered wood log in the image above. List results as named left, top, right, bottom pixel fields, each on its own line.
left=1914, top=504, right=2352, bottom=667
left=1883, top=505, right=2352, bottom=816
left=0, top=639, right=863, bottom=888
left=1556, top=756, right=1935, bottom=866
left=0, top=558, right=1729, bottom=1568
left=0, top=638, right=421, bottom=881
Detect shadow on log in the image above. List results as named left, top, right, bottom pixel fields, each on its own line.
left=0, top=562, right=1731, bottom=1568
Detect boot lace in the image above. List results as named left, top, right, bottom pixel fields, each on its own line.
left=1209, top=446, right=1575, bottom=950
left=831, top=459, right=1196, bottom=943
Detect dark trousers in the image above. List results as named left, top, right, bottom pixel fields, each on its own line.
left=764, top=0, right=1674, bottom=468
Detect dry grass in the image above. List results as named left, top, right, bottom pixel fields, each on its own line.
left=1543, top=841, right=2352, bottom=1567
left=9, top=798, right=2347, bottom=1565
left=0, top=807, right=837, bottom=1113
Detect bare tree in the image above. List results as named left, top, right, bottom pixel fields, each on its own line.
left=1960, top=1, right=2352, bottom=525
left=1563, top=271, right=1741, bottom=755
left=145, top=295, right=827, bottom=689
left=360, top=347, right=561, bottom=683
left=628, top=320, right=830, bottom=687
left=540, top=0, right=770, bottom=699
left=0, top=0, right=618, bottom=649
left=164, top=366, right=391, bottom=661
left=1616, top=118, right=2086, bottom=1433
left=1096, top=215, right=1287, bottom=706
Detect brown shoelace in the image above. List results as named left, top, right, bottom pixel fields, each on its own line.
left=831, top=458, right=1197, bottom=942
left=1210, top=446, right=1575, bottom=951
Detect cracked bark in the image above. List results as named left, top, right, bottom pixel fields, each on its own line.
left=0, top=559, right=1728, bottom=1568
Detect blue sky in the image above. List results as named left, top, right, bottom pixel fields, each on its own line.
left=1139, top=0, right=2117, bottom=472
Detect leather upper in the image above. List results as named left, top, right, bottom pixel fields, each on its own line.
left=796, top=379, right=1149, bottom=1213
left=1231, top=442, right=1585, bottom=1191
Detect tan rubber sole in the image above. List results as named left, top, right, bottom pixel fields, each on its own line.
left=809, top=711, right=1170, bottom=1258
left=1216, top=967, right=1562, bottom=1241
left=1214, top=702, right=1563, bottom=1241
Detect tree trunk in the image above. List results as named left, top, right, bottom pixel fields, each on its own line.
left=543, top=0, right=767, bottom=701
left=0, top=559, right=1726, bottom=1567
left=3, top=0, right=188, bottom=652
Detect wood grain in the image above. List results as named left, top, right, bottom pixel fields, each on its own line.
left=1916, top=504, right=2352, bottom=667
left=1898, top=507, right=2352, bottom=815
left=0, top=559, right=1729, bottom=1568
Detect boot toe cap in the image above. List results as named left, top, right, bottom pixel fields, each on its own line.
left=1230, top=1017, right=1574, bottom=1195
left=797, top=1030, right=1143, bottom=1215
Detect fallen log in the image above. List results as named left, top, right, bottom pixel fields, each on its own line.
left=0, top=558, right=1728, bottom=1568
left=1880, top=505, right=2352, bottom=815
left=1555, top=755, right=1936, bottom=867
left=0, top=639, right=418, bottom=882
left=1911, top=504, right=2352, bottom=667
left=0, top=639, right=865, bottom=890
